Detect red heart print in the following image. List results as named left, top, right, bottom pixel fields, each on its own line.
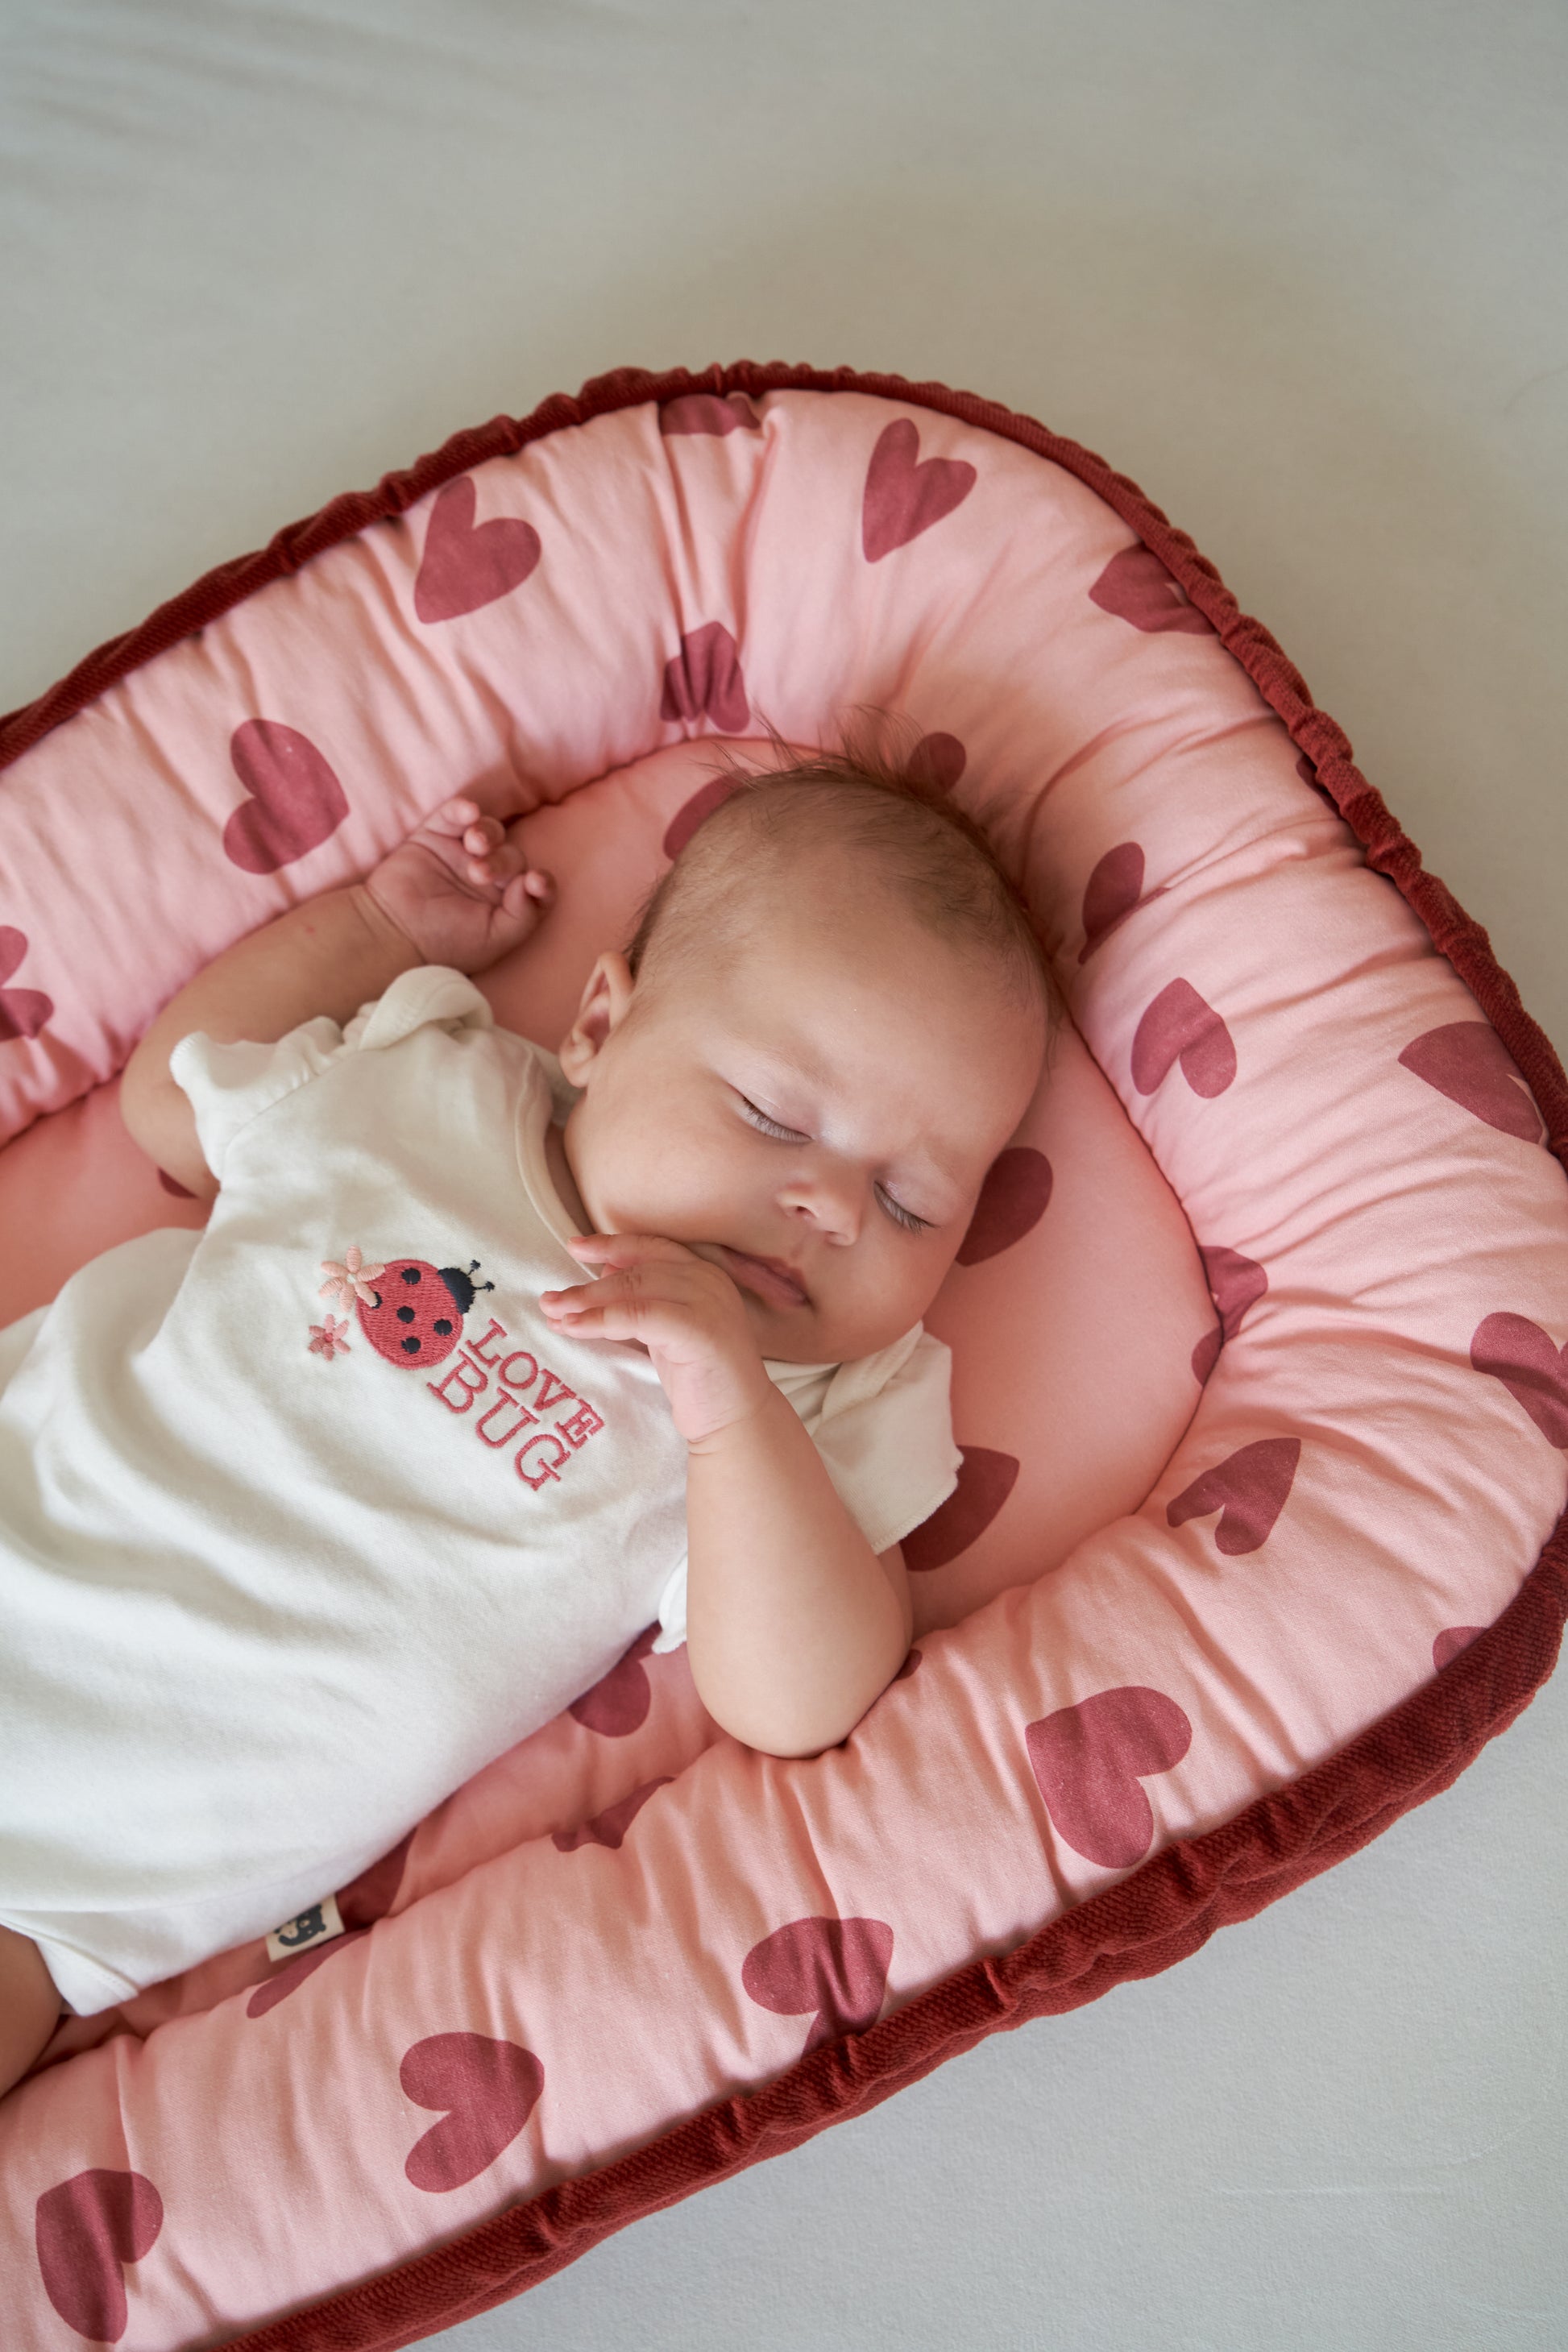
left=1433, top=1624, right=1485, bottom=1672
left=1399, top=1023, right=1544, bottom=1143
left=1026, top=1686, right=1193, bottom=1867
left=1470, top=1312, right=1568, bottom=1447
left=1130, top=978, right=1237, bottom=1097
left=223, top=720, right=350, bottom=874
left=956, top=1147, right=1053, bottom=1265
left=1166, top=1436, right=1301, bottom=1553
left=1077, top=842, right=1169, bottom=964
left=659, top=392, right=762, bottom=436
left=741, top=1915, right=894, bottom=2055
left=1202, top=1245, right=1268, bottom=1338
left=337, top=1831, right=413, bottom=1927
left=0, top=925, right=52, bottom=1042
left=902, top=1445, right=1020, bottom=1570
left=413, top=475, right=541, bottom=623
left=662, top=773, right=746, bottom=860
left=1191, top=1243, right=1268, bottom=1382
left=660, top=621, right=750, bottom=732
left=568, top=1623, right=659, bottom=1735
left=1088, top=545, right=1213, bottom=635
left=35, top=2169, right=164, bottom=2342
left=861, top=420, right=977, bottom=562
left=907, top=731, right=967, bottom=791
left=554, top=1775, right=674, bottom=1852
left=247, top=1927, right=371, bottom=2016
left=401, top=2033, right=545, bottom=2192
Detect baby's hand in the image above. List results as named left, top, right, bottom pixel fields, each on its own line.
left=360, top=787, right=554, bottom=975
left=540, top=1234, right=773, bottom=1446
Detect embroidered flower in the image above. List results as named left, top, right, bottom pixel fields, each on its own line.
left=308, top=1314, right=353, bottom=1360
left=318, top=1243, right=386, bottom=1310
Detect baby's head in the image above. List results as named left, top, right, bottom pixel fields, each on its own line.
left=554, top=729, right=1057, bottom=1364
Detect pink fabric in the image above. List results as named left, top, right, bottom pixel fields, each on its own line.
left=2, top=388, right=1566, bottom=2351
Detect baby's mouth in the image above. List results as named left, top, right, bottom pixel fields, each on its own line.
left=715, top=1246, right=809, bottom=1310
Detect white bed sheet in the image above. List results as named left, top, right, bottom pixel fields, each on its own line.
left=2, top=2, right=1564, bottom=2346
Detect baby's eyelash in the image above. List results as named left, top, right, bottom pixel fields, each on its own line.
left=738, top=1096, right=807, bottom=1143
left=738, top=1097, right=932, bottom=1234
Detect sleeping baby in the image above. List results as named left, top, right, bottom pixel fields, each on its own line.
left=0, top=738, right=1053, bottom=2093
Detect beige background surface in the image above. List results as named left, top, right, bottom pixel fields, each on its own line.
left=2, top=2, right=1564, bottom=2346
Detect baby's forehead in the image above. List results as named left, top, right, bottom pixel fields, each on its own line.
left=718, top=852, right=1028, bottom=996
left=646, top=805, right=1050, bottom=1109
left=717, top=890, right=1019, bottom=1032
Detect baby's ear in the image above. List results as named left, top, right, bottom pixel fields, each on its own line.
left=558, top=951, right=637, bottom=1081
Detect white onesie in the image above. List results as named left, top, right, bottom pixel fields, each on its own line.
left=0, top=965, right=961, bottom=2017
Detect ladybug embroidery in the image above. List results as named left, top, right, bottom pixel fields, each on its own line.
left=356, top=1254, right=496, bottom=1368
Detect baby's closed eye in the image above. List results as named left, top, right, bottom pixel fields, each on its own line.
left=736, top=1096, right=933, bottom=1232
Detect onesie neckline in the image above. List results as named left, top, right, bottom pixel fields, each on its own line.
left=511, top=1040, right=590, bottom=1258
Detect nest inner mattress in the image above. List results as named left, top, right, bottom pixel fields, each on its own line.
left=1, top=367, right=1565, bottom=2352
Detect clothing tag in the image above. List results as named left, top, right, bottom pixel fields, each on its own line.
left=265, top=1890, right=346, bottom=1964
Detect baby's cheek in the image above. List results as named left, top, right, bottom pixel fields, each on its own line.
left=627, top=1130, right=736, bottom=1230
left=891, top=1231, right=961, bottom=1329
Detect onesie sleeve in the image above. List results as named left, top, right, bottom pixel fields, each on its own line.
left=646, top=1326, right=961, bottom=1657
left=652, top=1559, right=690, bottom=1656
left=167, top=965, right=494, bottom=1184
left=806, top=1327, right=963, bottom=1558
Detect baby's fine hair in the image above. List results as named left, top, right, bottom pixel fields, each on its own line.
left=624, top=711, right=1060, bottom=1032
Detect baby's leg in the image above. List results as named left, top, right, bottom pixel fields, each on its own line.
left=0, top=1923, right=63, bottom=2097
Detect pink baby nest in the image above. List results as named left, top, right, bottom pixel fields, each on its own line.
left=2, top=360, right=1566, bottom=2352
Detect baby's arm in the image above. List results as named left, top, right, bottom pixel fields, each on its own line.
left=541, top=1234, right=913, bottom=1758
left=121, top=883, right=421, bottom=1198
left=684, top=1392, right=913, bottom=1757
left=121, top=790, right=552, bottom=1199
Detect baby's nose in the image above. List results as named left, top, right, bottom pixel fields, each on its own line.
left=781, top=1166, right=864, bottom=1243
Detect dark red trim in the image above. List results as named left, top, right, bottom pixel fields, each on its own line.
left=6, top=363, right=1565, bottom=2352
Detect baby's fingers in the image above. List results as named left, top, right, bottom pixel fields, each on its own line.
left=560, top=1233, right=704, bottom=1271
left=538, top=1281, right=653, bottom=1342
left=501, top=869, right=553, bottom=915
left=539, top=1262, right=699, bottom=1338
left=429, top=767, right=536, bottom=831
left=464, top=829, right=521, bottom=888
left=429, top=794, right=483, bottom=836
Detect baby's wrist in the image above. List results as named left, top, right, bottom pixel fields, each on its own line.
left=682, top=1367, right=785, bottom=1458
left=351, top=879, right=429, bottom=973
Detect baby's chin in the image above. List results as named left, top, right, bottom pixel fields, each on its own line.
left=724, top=1283, right=816, bottom=1359
left=734, top=1287, right=907, bottom=1367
